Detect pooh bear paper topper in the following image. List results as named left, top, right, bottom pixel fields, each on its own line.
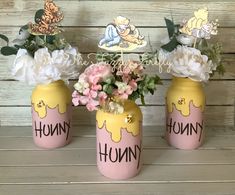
left=99, top=16, right=147, bottom=52
left=180, top=7, right=219, bottom=40
left=29, top=0, right=64, bottom=35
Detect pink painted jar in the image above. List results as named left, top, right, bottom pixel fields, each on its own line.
left=96, top=100, right=143, bottom=180
left=31, top=80, right=72, bottom=149
left=166, top=77, right=206, bottom=150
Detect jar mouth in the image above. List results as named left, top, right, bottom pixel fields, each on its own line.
left=172, top=76, right=201, bottom=85
left=36, top=80, right=65, bottom=88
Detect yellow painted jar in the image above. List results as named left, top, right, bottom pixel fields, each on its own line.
left=31, top=80, right=72, bottom=149
left=166, top=77, right=206, bottom=150
left=96, top=100, right=143, bottom=180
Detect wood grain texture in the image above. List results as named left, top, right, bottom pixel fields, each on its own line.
left=1, top=125, right=234, bottom=137
left=0, top=105, right=234, bottom=126
left=1, top=183, right=235, bottom=195
left=1, top=165, right=235, bottom=184
left=0, top=134, right=235, bottom=151
left=0, top=126, right=234, bottom=194
left=0, top=128, right=235, bottom=166
left=0, top=80, right=234, bottom=106
left=0, top=1, right=235, bottom=27
left=0, top=27, right=235, bottom=53
left=0, top=1, right=235, bottom=194
left=2, top=149, right=235, bottom=166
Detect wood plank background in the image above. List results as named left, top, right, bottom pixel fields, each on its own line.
left=0, top=125, right=235, bottom=195
left=0, top=0, right=234, bottom=127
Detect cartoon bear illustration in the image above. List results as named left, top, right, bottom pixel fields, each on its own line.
left=180, top=7, right=209, bottom=36
left=99, top=16, right=144, bottom=47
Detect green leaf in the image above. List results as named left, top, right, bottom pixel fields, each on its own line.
left=103, top=84, right=113, bottom=95
left=19, top=24, right=29, bottom=33
left=140, top=95, right=145, bottom=105
left=46, top=35, right=56, bottom=44
left=35, top=9, right=44, bottom=23
left=1, top=46, right=17, bottom=56
left=14, top=45, right=24, bottom=49
left=161, top=36, right=179, bottom=52
left=129, top=91, right=140, bottom=102
left=104, top=76, right=115, bottom=84
left=35, top=36, right=45, bottom=46
left=164, top=18, right=175, bottom=38
left=0, top=34, right=9, bottom=44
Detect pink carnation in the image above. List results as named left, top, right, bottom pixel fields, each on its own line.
left=84, top=62, right=112, bottom=84
left=98, top=92, right=108, bottom=103
left=72, top=91, right=80, bottom=106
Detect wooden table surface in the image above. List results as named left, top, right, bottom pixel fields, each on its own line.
left=0, top=125, right=235, bottom=195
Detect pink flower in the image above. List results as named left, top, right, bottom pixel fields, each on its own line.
left=127, top=60, right=144, bottom=75
left=129, top=79, right=138, bottom=91
left=72, top=91, right=80, bottom=106
left=84, top=63, right=112, bottom=84
left=86, top=99, right=99, bottom=111
left=83, top=88, right=98, bottom=99
left=79, top=95, right=89, bottom=105
left=91, top=83, right=102, bottom=91
left=122, top=74, right=131, bottom=83
left=98, top=92, right=108, bottom=103
left=72, top=91, right=90, bottom=106
left=114, top=81, right=133, bottom=100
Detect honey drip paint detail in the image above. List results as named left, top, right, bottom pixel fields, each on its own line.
left=166, top=77, right=205, bottom=117
left=167, top=100, right=205, bottom=117
left=96, top=100, right=142, bottom=143
left=31, top=80, right=71, bottom=119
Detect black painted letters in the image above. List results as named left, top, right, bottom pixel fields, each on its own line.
left=34, top=121, right=71, bottom=140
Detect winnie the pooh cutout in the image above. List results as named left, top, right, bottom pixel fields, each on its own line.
left=179, top=7, right=219, bottom=46
left=98, top=16, right=147, bottom=52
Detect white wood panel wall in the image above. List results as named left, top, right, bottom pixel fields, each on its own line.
left=0, top=0, right=234, bottom=127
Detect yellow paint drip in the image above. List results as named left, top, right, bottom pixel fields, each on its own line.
left=31, top=80, right=71, bottom=119
left=96, top=100, right=142, bottom=143
left=166, top=77, right=205, bottom=116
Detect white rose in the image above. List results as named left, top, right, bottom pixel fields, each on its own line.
left=167, top=46, right=215, bottom=82
left=34, top=48, right=52, bottom=67
left=12, top=47, right=82, bottom=85
left=51, top=45, right=82, bottom=80
left=11, top=49, right=36, bottom=85
left=35, top=65, right=61, bottom=85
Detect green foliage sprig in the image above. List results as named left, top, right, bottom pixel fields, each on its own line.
left=0, top=10, right=68, bottom=57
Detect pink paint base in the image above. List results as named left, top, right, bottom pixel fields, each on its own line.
left=166, top=102, right=205, bottom=150
left=96, top=123, right=142, bottom=180
left=32, top=105, right=72, bottom=149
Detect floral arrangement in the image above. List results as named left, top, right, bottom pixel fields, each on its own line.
left=0, top=0, right=81, bottom=85
left=72, top=53, right=161, bottom=113
left=143, top=7, right=225, bottom=82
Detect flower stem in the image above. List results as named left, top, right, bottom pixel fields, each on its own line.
left=121, top=49, right=124, bottom=64
left=193, top=37, right=197, bottom=48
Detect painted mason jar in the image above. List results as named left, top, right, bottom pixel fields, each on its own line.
left=96, top=100, right=143, bottom=180
left=31, top=80, right=72, bottom=149
left=166, top=77, right=206, bottom=150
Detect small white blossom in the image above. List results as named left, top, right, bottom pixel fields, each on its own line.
left=12, top=29, right=30, bottom=46
left=176, top=34, right=195, bottom=46
left=109, top=101, right=124, bottom=114
left=74, top=78, right=89, bottom=93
